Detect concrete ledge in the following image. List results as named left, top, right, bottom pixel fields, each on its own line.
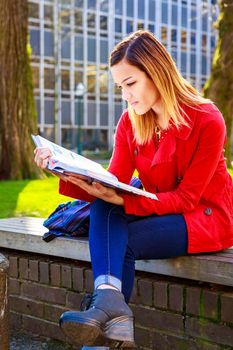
left=0, top=217, right=233, bottom=287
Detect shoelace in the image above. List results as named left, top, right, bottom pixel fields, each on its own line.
left=80, top=292, right=97, bottom=311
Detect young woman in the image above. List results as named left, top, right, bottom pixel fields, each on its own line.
left=34, top=31, right=233, bottom=349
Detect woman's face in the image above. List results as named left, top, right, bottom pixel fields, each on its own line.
left=110, top=60, right=161, bottom=115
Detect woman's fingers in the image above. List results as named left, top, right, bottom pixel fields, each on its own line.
left=34, top=147, right=53, bottom=169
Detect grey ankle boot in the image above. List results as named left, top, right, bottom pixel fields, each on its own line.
left=59, top=289, right=135, bottom=348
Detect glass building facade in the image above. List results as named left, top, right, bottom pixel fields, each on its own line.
left=29, top=0, right=218, bottom=151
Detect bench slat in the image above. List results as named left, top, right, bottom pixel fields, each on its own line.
left=0, top=217, right=232, bottom=287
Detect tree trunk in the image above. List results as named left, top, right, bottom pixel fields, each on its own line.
left=0, top=0, right=43, bottom=179
left=203, top=0, right=233, bottom=168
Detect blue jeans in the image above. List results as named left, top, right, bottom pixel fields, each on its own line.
left=89, top=200, right=188, bottom=303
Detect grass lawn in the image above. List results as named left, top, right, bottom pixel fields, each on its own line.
left=0, top=168, right=232, bottom=219
left=0, top=176, right=72, bottom=219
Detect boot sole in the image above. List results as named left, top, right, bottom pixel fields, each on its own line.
left=60, top=315, right=136, bottom=348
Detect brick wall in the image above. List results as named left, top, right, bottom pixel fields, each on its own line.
left=2, top=249, right=233, bottom=350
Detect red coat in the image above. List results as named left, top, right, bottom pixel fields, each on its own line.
left=59, top=103, right=233, bottom=254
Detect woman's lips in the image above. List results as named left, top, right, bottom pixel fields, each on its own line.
left=131, top=101, right=138, bottom=107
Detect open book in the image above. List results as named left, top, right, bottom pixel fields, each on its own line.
left=32, top=134, right=158, bottom=200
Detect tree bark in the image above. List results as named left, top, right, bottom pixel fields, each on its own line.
left=203, top=0, right=233, bottom=168
left=0, top=0, right=43, bottom=179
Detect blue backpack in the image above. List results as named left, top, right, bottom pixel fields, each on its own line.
left=43, top=177, right=142, bottom=242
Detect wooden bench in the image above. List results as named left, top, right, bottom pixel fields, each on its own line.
left=0, top=217, right=233, bottom=287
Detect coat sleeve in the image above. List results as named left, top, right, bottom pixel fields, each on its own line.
left=122, top=110, right=227, bottom=216
left=59, top=179, right=96, bottom=202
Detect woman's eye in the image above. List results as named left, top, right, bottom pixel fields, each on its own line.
left=127, top=82, right=136, bottom=87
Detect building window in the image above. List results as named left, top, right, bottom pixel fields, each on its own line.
left=28, top=2, right=39, bottom=19
left=138, top=0, right=145, bottom=20
left=30, top=29, right=40, bottom=56
left=45, top=99, right=55, bottom=124
left=161, top=2, right=168, bottom=24
left=61, top=70, right=70, bottom=91
left=88, top=38, right=96, bottom=62
left=161, top=26, right=167, bottom=45
left=127, top=0, right=134, bottom=17
left=44, top=5, right=53, bottom=22
left=100, top=40, right=108, bottom=63
left=75, top=11, right=83, bottom=27
left=44, top=68, right=55, bottom=90
left=100, top=0, right=108, bottom=12
left=88, top=12, right=96, bottom=28
left=87, top=102, right=96, bottom=125
left=100, top=15, right=108, bottom=30
left=87, top=71, right=96, bottom=93
left=88, top=0, right=96, bottom=10
left=181, top=6, right=187, bottom=27
left=202, top=55, right=207, bottom=75
left=181, top=51, right=187, bottom=73
left=100, top=103, right=108, bottom=126
left=127, top=20, right=133, bottom=34
left=115, top=18, right=122, bottom=33
left=75, top=0, right=84, bottom=8
left=44, top=31, right=54, bottom=57
left=191, top=54, right=196, bottom=74
left=75, top=35, right=84, bottom=61
left=171, top=28, right=177, bottom=43
left=115, top=0, right=123, bottom=15
left=148, top=0, right=156, bottom=21
left=172, top=4, right=178, bottom=26
left=61, top=37, right=71, bottom=59
left=191, top=8, right=197, bottom=30
left=190, top=32, right=196, bottom=46
left=148, top=24, right=155, bottom=34
left=62, top=101, right=71, bottom=124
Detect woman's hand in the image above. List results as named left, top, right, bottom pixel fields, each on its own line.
left=34, top=147, right=52, bottom=169
left=34, top=147, right=68, bottom=182
left=67, top=176, right=124, bottom=206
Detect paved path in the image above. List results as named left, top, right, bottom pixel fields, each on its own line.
left=10, top=331, right=77, bottom=350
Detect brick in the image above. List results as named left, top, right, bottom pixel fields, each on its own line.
left=151, top=331, right=221, bottom=350
left=131, top=305, right=184, bottom=333
left=185, top=316, right=233, bottom=347
left=138, top=279, right=153, bottom=306
left=44, top=304, right=67, bottom=322
left=22, top=282, right=66, bottom=305
left=72, top=266, right=84, bottom=291
left=29, top=260, right=39, bottom=282
left=169, top=284, right=184, bottom=312
left=66, top=291, right=84, bottom=309
left=186, top=287, right=201, bottom=316
left=61, top=265, right=72, bottom=288
left=153, top=281, right=168, bottom=309
left=221, top=293, right=233, bottom=324
left=10, top=311, right=22, bottom=331
left=50, top=263, right=61, bottom=287
left=135, top=326, right=151, bottom=348
left=19, top=258, right=29, bottom=280
left=202, top=290, right=219, bottom=321
left=9, top=278, right=20, bottom=295
left=9, top=295, right=44, bottom=318
left=9, top=256, right=18, bottom=278
left=84, top=269, right=94, bottom=293
left=40, top=261, right=50, bottom=284
left=22, top=315, right=66, bottom=342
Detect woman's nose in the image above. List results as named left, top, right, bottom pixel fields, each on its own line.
left=122, top=89, right=132, bottom=101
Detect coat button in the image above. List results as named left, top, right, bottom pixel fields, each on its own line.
left=204, top=208, right=212, bottom=216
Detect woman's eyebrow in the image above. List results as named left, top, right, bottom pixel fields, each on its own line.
left=121, top=76, right=133, bottom=84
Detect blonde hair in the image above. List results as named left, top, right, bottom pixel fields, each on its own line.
left=110, top=30, right=211, bottom=145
